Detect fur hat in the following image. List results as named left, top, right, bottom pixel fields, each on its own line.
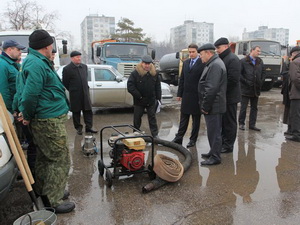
left=29, top=29, right=53, bottom=50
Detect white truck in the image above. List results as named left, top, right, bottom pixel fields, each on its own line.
left=230, top=39, right=282, bottom=91
left=0, top=30, right=67, bottom=70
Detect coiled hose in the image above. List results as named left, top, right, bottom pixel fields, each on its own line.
left=142, top=137, right=192, bottom=193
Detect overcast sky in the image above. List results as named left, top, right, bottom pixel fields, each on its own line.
left=1, top=0, right=298, bottom=47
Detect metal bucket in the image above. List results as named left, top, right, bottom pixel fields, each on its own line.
left=13, top=208, right=57, bottom=225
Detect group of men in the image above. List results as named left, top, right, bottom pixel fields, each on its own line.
left=1, top=28, right=299, bottom=214
left=0, top=29, right=98, bottom=214
left=171, top=38, right=266, bottom=166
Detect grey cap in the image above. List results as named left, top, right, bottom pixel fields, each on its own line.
left=141, top=55, right=152, bottom=63
left=197, top=43, right=215, bottom=53
left=2, top=40, right=26, bottom=50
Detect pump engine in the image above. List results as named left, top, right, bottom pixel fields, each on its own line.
left=109, top=136, right=146, bottom=171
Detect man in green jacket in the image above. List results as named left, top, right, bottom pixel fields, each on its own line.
left=0, top=40, right=25, bottom=113
left=19, top=29, right=75, bottom=213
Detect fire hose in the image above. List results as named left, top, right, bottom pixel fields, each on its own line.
left=142, top=137, right=192, bottom=193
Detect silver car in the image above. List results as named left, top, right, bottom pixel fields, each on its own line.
left=57, top=64, right=173, bottom=108
left=0, top=113, right=18, bottom=202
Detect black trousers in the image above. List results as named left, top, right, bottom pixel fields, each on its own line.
left=133, top=104, right=158, bottom=137
left=72, top=110, right=93, bottom=131
left=175, top=113, right=201, bottom=142
left=239, top=96, right=258, bottom=127
left=205, top=114, right=222, bottom=161
left=222, top=103, right=238, bottom=151
left=290, top=99, right=300, bottom=139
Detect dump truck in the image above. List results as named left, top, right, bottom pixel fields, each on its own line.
left=230, top=39, right=282, bottom=91
left=91, top=39, right=155, bottom=77
left=158, top=49, right=189, bottom=86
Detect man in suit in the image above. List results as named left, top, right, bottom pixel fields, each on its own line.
left=62, top=51, right=97, bottom=135
left=214, top=37, right=241, bottom=153
left=172, top=44, right=205, bottom=148
left=198, top=43, right=227, bottom=166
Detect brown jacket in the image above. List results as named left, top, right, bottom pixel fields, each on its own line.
left=289, top=54, right=300, bottom=100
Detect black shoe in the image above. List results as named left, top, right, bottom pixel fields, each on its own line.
left=76, top=129, right=83, bottom=135
left=86, top=129, right=98, bottom=133
left=249, top=126, right=261, bottom=131
left=186, top=141, right=195, bottom=148
left=221, top=148, right=233, bottom=154
left=284, top=131, right=293, bottom=136
left=285, top=135, right=300, bottom=142
left=201, top=158, right=221, bottom=166
left=239, top=125, right=245, bottom=130
left=201, top=153, right=211, bottom=158
left=54, top=202, right=75, bottom=214
left=172, top=138, right=182, bottom=145
left=62, top=190, right=70, bottom=200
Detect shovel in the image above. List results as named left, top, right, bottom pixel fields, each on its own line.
left=0, top=94, right=43, bottom=210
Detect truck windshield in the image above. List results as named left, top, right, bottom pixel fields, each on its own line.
left=251, top=41, right=281, bottom=56
left=0, top=35, right=57, bottom=53
left=105, top=44, right=148, bottom=58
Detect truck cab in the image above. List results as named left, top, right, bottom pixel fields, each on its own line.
left=230, top=39, right=282, bottom=91
left=92, top=41, right=155, bottom=77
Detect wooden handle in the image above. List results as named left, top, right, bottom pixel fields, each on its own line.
left=0, top=94, right=34, bottom=185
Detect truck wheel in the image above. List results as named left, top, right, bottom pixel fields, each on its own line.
left=171, top=75, right=178, bottom=86
left=261, top=81, right=274, bottom=91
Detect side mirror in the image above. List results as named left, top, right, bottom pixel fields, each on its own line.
left=151, top=50, right=156, bottom=60
left=243, top=43, right=248, bottom=55
left=175, top=52, right=180, bottom=59
left=96, top=47, right=101, bottom=57
left=62, top=40, right=68, bottom=54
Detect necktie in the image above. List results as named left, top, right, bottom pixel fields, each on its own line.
left=190, top=59, right=194, bottom=69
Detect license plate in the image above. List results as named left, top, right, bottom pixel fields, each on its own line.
left=265, top=78, right=272, bottom=81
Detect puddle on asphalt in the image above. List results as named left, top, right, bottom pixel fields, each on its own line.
left=61, top=89, right=300, bottom=224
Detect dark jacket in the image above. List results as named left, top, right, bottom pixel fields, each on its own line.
left=62, top=62, right=92, bottom=112
left=177, top=57, right=205, bottom=115
left=240, top=55, right=265, bottom=97
left=127, top=63, right=161, bottom=106
left=218, top=48, right=241, bottom=104
left=198, top=54, right=227, bottom=114
left=20, top=48, right=69, bottom=120
left=289, top=53, right=300, bottom=100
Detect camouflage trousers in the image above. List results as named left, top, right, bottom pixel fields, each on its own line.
left=30, top=114, right=70, bottom=207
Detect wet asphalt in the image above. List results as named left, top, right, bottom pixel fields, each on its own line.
left=1, top=88, right=300, bottom=225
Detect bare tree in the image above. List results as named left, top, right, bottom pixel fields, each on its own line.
left=3, top=0, right=58, bottom=30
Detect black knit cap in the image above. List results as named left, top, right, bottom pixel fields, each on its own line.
left=70, top=51, right=81, bottom=57
left=29, top=29, right=53, bottom=50
left=197, top=43, right=215, bottom=53
left=214, top=37, right=229, bottom=47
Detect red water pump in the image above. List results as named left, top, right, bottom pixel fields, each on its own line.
left=109, top=136, right=146, bottom=171
left=120, top=149, right=145, bottom=171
